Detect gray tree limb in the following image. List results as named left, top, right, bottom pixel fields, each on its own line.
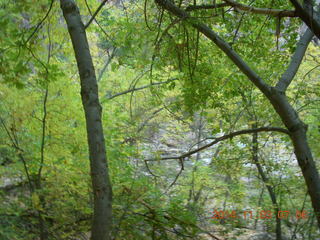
left=275, top=28, right=314, bottom=92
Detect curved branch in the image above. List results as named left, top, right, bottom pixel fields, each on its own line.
left=144, top=160, right=160, bottom=177
left=24, top=0, right=54, bottom=45
left=166, top=158, right=184, bottom=189
left=0, top=118, right=34, bottom=194
left=146, top=127, right=289, bottom=161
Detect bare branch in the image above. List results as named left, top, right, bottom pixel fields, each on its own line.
left=144, top=160, right=160, bottom=177
left=146, top=127, right=290, bottom=161
left=275, top=28, right=314, bottom=92
left=84, top=0, right=108, bottom=29
left=222, top=0, right=297, bottom=17
left=97, top=48, right=117, bottom=82
left=137, top=107, right=165, bottom=132
left=24, top=0, right=54, bottom=45
left=166, top=158, right=184, bottom=190
left=106, top=78, right=176, bottom=100
left=0, top=118, right=34, bottom=193
left=84, top=0, right=112, bottom=40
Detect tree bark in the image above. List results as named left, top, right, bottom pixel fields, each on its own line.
left=60, top=1, right=112, bottom=239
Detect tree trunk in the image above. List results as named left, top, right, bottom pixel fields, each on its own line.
left=60, top=1, right=112, bottom=239
left=267, top=89, right=320, bottom=228
left=252, top=127, right=281, bottom=240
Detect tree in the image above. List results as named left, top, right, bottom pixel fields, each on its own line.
left=60, top=0, right=112, bottom=239
left=154, top=0, right=320, bottom=230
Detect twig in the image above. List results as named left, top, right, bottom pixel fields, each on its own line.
left=144, top=160, right=160, bottom=177
left=0, top=118, right=34, bottom=193
left=24, top=0, right=55, bottom=45
left=106, top=78, right=176, bottom=100
left=166, top=158, right=184, bottom=190
left=84, top=0, right=109, bottom=29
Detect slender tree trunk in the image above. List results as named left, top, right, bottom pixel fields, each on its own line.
left=254, top=187, right=264, bottom=229
left=252, top=126, right=281, bottom=240
left=188, top=112, right=204, bottom=204
left=60, top=1, right=112, bottom=239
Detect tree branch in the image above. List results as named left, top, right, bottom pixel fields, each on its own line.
left=137, top=107, right=165, bottom=132
left=222, top=0, right=297, bottom=17
left=60, top=1, right=112, bottom=238
left=290, top=0, right=320, bottom=39
left=97, top=48, right=117, bottom=82
left=186, top=1, right=296, bottom=18
left=37, top=87, right=48, bottom=188
left=0, top=118, right=34, bottom=194
left=166, top=158, right=184, bottom=189
left=106, top=78, right=176, bottom=100
left=275, top=28, right=314, bottom=92
left=84, top=0, right=108, bottom=29
left=24, top=0, right=54, bottom=45
left=146, top=127, right=289, bottom=161
left=185, top=3, right=229, bottom=11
